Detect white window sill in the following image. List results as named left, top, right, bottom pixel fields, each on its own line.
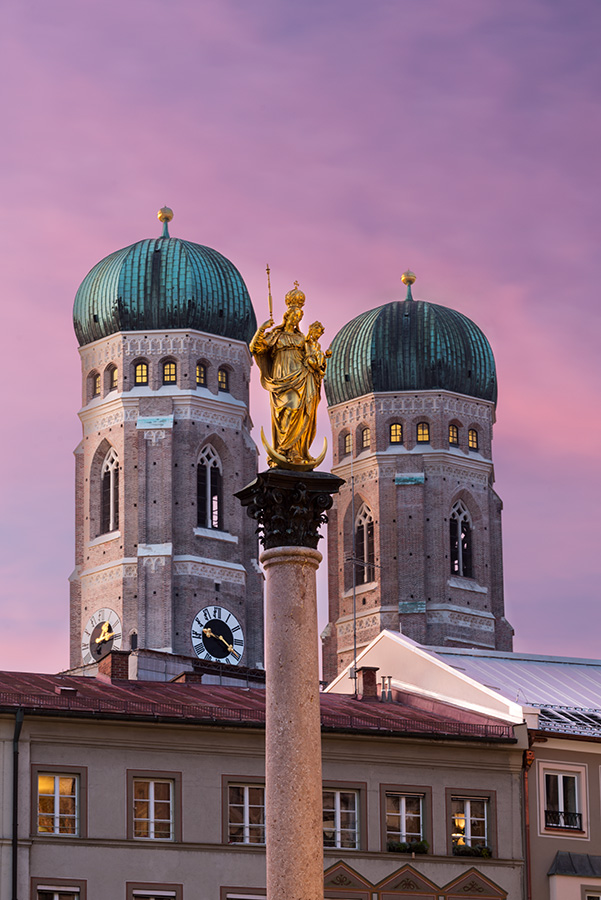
left=448, top=576, right=488, bottom=594
left=343, top=580, right=378, bottom=598
left=87, top=530, right=121, bottom=548
left=194, top=527, right=238, bottom=544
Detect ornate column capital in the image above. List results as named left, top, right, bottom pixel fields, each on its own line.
left=236, top=469, right=344, bottom=550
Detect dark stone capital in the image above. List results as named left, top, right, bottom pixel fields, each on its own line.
left=235, top=469, right=345, bottom=550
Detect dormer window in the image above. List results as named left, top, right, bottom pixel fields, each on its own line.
left=218, top=368, right=229, bottom=392
left=417, top=422, right=430, bottom=443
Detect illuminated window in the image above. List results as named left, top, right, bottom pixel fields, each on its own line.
left=468, top=428, right=479, bottom=450
left=228, top=784, right=265, bottom=844
left=196, top=362, right=206, bottom=386
left=218, top=368, right=229, bottom=391
left=355, top=504, right=375, bottom=585
left=92, top=373, right=100, bottom=397
left=109, top=366, right=118, bottom=391
left=416, top=422, right=430, bottom=443
left=132, top=778, right=174, bottom=840
left=101, top=448, right=119, bottom=534
left=135, top=362, right=148, bottom=385
left=162, top=361, right=176, bottom=384
left=450, top=501, right=472, bottom=578
left=449, top=424, right=459, bottom=445
left=389, top=423, right=403, bottom=444
left=344, top=433, right=352, bottom=455
left=451, top=797, right=488, bottom=851
left=37, top=773, right=78, bottom=835
left=198, top=445, right=222, bottom=529
left=386, top=793, right=423, bottom=846
left=361, top=427, right=371, bottom=450
left=323, top=789, right=359, bottom=849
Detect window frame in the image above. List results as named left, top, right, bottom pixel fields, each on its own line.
left=360, top=427, right=370, bottom=451
left=134, top=360, right=149, bottom=386
left=92, top=372, right=101, bottom=397
left=448, top=423, right=459, bottom=445
left=197, top=444, right=223, bottom=530
left=31, top=878, right=87, bottom=900
left=222, top=774, right=265, bottom=845
left=196, top=361, right=207, bottom=387
left=537, top=760, right=588, bottom=838
left=100, top=447, right=119, bottom=535
left=226, top=781, right=266, bottom=846
left=449, top=500, right=473, bottom=579
left=389, top=422, right=403, bottom=445
left=161, top=359, right=177, bottom=385
left=468, top=427, right=479, bottom=450
left=126, top=885, right=182, bottom=900
left=218, top=367, right=230, bottom=392
left=416, top=421, right=430, bottom=443
left=127, top=770, right=182, bottom=843
left=380, top=783, right=432, bottom=852
left=31, top=765, right=87, bottom=839
left=445, top=787, right=496, bottom=856
left=354, top=503, right=375, bottom=586
left=322, top=781, right=366, bottom=851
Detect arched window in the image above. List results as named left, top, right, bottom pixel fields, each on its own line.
left=92, top=373, right=101, bottom=397
left=108, top=366, right=118, bottom=392
left=218, top=368, right=229, bottom=392
left=344, top=433, right=352, bottom=456
left=417, top=422, right=430, bottom=443
left=101, top=448, right=119, bottom=534
left=355, top=504, right=375, bottom=585
left=135, top=361, right=149, bottom=385
left=450, top=501, right=472, bottom=578
left=389, top=423, right=403, bottom=444
left=339, top=431, right=351, bottom=458
left=449, top=424, right=459, bottom=445
left=361, top=427, right=371, bottom=450
left=197, top=445, right=223, bottom=530
left=468, top=428, right=479, bottom=451
left=196, top=363, right=206, bottom=387
left=162, top=360, right=177, bottom=384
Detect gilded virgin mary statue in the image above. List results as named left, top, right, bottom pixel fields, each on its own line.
left=250, top=283, right=330, bottom=470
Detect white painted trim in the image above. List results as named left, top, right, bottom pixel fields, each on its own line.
left=448, top=576, right=488, bottom=593
left=193, top=526, right=238, bottom=544
left=87, top=530, right=121, bottom=548
left=173, top=554, right=245, bottom=573
left=138, top=543, right=173, bottom=557
left=79, top=558, right=137, bottom=578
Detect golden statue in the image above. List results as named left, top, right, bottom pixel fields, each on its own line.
left=250, top=281, right=331, bottom=470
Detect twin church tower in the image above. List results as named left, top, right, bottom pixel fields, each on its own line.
left=69, top=210, right=513, bottom=683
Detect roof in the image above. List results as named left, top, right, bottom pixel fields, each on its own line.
left=0, top=671, right=514, bottom=742
left=548, top=851, right=601, bottom=877
left=324, top=298, right=497, bottom=406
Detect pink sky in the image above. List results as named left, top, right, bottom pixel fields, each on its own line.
left=1, top=0, right=600, bottom=672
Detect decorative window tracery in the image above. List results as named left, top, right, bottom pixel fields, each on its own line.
left=101, top=448, right=119, bottom=534
left=197, top=445, right=223, bottom=530
left=450, top=500, right=472, bottom=578
left=389, top=423, right=403, bottom=444
left=355, top=503, right=375, bottom=585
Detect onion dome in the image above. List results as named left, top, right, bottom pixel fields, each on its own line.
left=73, top=209, right=257, bottom=346
left=325, top=273, right=497, bottom=406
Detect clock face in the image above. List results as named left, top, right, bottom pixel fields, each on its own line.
left=81, top=608, right=122, bottom=665
left=191, top=606, right=244, bottom=665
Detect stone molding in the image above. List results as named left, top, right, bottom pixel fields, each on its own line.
left=329, top=389, right=495, bottom=426
left=78, top=559, right=138, bottom=586
left=173, top=556, right=246, bottom=584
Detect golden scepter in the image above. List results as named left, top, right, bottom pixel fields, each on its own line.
left=266, top=264, right=273, bottom=322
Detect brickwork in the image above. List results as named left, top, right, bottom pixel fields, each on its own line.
left=323, top=389, right=514, bottom=683
left=70, top=328, right=264, bottom=675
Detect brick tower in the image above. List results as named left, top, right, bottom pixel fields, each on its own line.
left=322, top=272, right=513, bottom=682
left=69, top=209, right=263, bottom=677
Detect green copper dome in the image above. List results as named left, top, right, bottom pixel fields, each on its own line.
left=73, top=215, right=256, bottom=346
left=325, top=296, right=497, bottom=406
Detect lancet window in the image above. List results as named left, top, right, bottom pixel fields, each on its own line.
left=450, top=500, right=472, bottom=578
left=197, top=445, right=223, bottom=530
left=355, top=504, right=375, bottom=585
left=101, top=448, right=119, bottom=534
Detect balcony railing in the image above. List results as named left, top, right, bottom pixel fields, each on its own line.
left=545, top=809, right=582, bottom=830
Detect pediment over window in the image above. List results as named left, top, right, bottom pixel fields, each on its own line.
left=324, top=861, right=373, bottom=895
left=378, top=862, right=439, bottom=896
left=443, top=867, right=507, bottom=898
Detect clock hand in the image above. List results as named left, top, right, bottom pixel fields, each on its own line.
left=203, top=627, right=241, bottom=659
left=95, top=621, right=115, bottom=644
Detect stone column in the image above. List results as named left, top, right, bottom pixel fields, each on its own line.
left=237, top=469, right=343, bottom=900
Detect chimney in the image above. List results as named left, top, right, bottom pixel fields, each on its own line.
left=98, top=650, right=130, bottom=681
left=356, top=666, right=379, bottom=700
left=170, top=671, right=204, bottom=684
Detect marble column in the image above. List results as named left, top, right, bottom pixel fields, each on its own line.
left=237, top=469, right=344, bottom=900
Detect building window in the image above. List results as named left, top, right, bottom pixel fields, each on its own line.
left=344, top=432, right=352, bottom=455
left=132, top=779, right=174, bottom=840
left=92, top=373, right=100, bottom=397
left=37, top=773, right=78, bottom=836
left=416, top=422, right=430, bottom=442
left=135, top=361, right=149, bottom=385
left=228, top=784, right=266, bottom=844
left=162, top=360, right=176, bottom=384
left=197, top=445, right=223, bottom=529
left=323, top=789, right=359, bottom=849
left=107, top=365, right=118, bottom=392
left=101, top=448, right=119, bottom=534
left=196, top=362, right=206, bottom=386
left=449, top=424, right=459, bottom=445
left=385, top=793, right=423, bottom=847
left=361, top=427, right=370, bottom=450
left=468, top=428, right=479, bottom=450
left=450, top=500, right=472, bottom=578
left=37, top=892, right=79, bottom=900
left=389, top=423, right=403, bottom=444
left=451, top=797, right=488, bottom=851
left=544, top=770, right=583, bottom=830
left=218, top=367, right=229, bottom=391
left=355, top=504, right=375, bottom=585
left=127, top=887, right=182, bottom=900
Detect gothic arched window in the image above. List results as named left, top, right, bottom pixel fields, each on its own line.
left=361, top=427, right=371, bottom=450
left=344, top=432, right=352, bottom=455
left=106, top=365, right=118, bottom=392
left=92, top=372, right=101, bottom=397
left=450, top=501, right=472, bottom=578
left=355, top=504, right=375, bottom=585
left=101, top=448, right=119, bottom=534
left=197, top=445, right=223, bottom=530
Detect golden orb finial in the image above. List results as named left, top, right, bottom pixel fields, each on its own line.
left=158, top=206, right=174, bottom=223
left=285, top=280, right=306, bottom=309
left=401, top=269, right=416, bottom=286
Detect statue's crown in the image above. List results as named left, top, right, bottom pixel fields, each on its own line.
left=285, top=281, right=306, bottom=309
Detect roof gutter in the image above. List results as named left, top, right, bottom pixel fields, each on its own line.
left=12, top=708, right=24, bottom=900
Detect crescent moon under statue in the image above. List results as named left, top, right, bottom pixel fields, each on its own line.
left=261, top=428, right=327, bottom=471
